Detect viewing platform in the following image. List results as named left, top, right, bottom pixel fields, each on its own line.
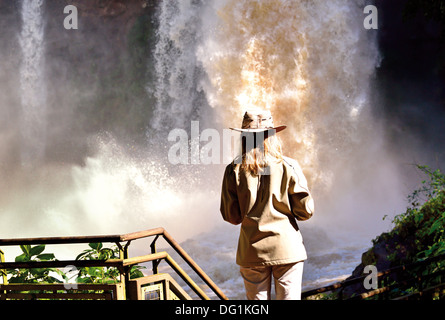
left=1, top=228, right=444, bottom=300
left=0, top=228, right=227, bottom=300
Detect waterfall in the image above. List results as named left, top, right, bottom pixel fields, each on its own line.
left=153, top=0, right=379, bottom=181
left=0, top=0, right=410, bottom=298
left=151, top=0, right=209, bottom=133
left=152, top=0, right=406, bottom=237
left=150, top=1, right=406, bottom=296
left=19, top=0, right=47, bottom=164
left=153, top=0, right=381, bottom=183
left=197, top=0, right=381, bottom=186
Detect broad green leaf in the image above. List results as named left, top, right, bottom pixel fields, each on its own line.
left=29, top=245, right=45, bottom=257
left=75, top=250, right=91, bottom=261
left=30, top=268, right=46, bottom=276
left=89, top=243, right=103, bottom=251
left=37, top=253, right=55, bottom=261
left=76, top=277, right=91, bottom=284
left=20, top=245, right=31, bottom=257
left=429, top=219, right=444, bottom=235
left=99, top=248, right=115, bottom=260
left=15, top=253, right=30, bottom=262
left=9, top=275, right=27, bottom=283
left=87, top=267, right=101, bottom=277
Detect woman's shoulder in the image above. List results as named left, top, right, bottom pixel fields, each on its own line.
left=226, top=155, right=242, bottom=168
left=224, top=156, right=242, bottom=175
left=281, top=156, right=302, bottom=170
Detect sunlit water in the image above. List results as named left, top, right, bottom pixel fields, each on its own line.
left=0, top=0, right=409, bottom=299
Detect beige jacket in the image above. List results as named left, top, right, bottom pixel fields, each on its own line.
left=220, top=156, right=314, bottom=267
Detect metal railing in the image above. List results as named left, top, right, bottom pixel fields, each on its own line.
left=302, top=253, right=445, bottom=300
left=0, top=228, right=228, bottom=300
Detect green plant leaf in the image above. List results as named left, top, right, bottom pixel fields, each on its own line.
left=20, top=245, right=31, bottom=257
left=429, top=219, right=444, bottom=235
left=75, top=249, right=92, bottom=261
left=87, top=267, right=101, bottom=277
left=29, top=245, right=45, bottom=257
left=8, top=274, right=27, bottom=283
left=76, top=276, right=92, bottom=284
left=99, top=248, right=115, bottom=260
left=37, top=253, right=55, bottom=261
left=30, top=268, right=46, bottom=276
left=89, top=243, right=103, bottom=251
left=15, top=253, right=30, bottom=263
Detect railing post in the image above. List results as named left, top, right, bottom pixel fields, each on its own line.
left=162, top=230, right=228, bottom=300
left=1, top=250, right=8, bottom=300
left=115, top=241, right=130, bottom=300
left=1, top=249, right=7, bottom=285
left=122, top=241, right=132, bottom=300
left=115, top=242, right=125, bottom=282
left=150, top=235, right=160, bottom=274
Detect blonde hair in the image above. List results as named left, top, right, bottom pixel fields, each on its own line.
left=241, top=133, right=283, bottom=175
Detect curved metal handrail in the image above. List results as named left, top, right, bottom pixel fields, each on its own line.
left=302, top=253, right=445, bottom=300
left=0, top=227, right=228, bottom=300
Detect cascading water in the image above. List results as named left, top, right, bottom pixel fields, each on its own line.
left=153, top=0, right=403, bottom=233
left=0, top=0, right=412, bottom=299
left=151, top=0, right=217, bottom=137
left=1, top=0, right=221, bottom=260
left=19, top=0, right=47, bottom=164
left=198, top=0, right=380, bottom=186
left=152, top=0, right=407, bottom=297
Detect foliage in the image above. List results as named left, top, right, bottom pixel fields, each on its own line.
left=389, top=165, right=445, bottom=262
left=75, top=242, right=145, bottom=284
left=362, top=165, right=445, bottom=299
left=6, top=242, right=145, bottom=285
left=8, top=245, right=64, bottom=284
left=75, top=242, right=121, bottom=284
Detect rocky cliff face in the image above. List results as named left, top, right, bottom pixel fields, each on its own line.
left=341, top=231, right=417, bottom=298
left=341, top=166, right=445, bottom=299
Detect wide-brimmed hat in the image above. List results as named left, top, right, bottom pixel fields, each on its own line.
left=230, top=110, right=286, bottom=133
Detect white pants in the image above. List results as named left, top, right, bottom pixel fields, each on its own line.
left=240, top=262, right=304, bottom=300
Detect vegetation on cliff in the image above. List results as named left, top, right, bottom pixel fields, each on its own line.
left=339, top=165, right=445, bottom=299
left=365, top=165, right=445, bottom=268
